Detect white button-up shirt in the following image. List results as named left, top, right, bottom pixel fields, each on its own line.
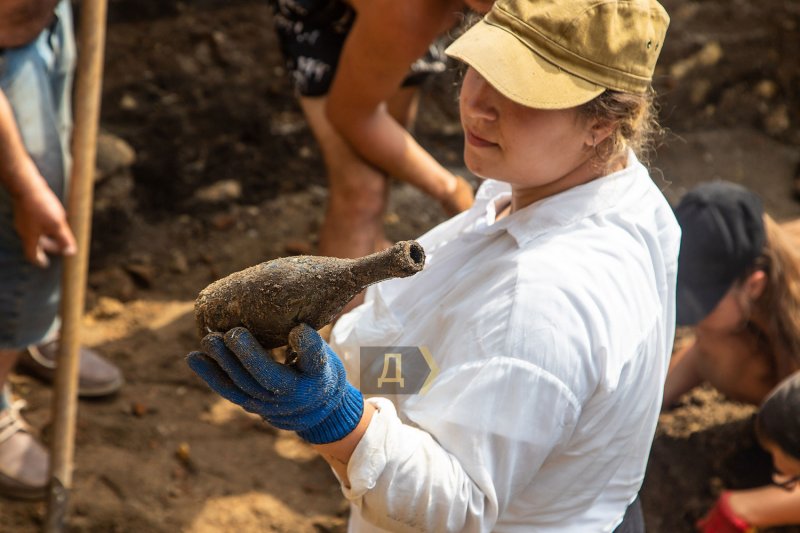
left=330, top=152, right=681, bottom=532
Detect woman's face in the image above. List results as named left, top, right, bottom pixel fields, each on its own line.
left=458, top=68, right=600, bottom=204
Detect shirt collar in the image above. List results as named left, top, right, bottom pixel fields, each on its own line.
left=467, top=150, right=645, bottom=248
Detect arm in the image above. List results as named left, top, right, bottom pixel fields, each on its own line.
left=325, top=358, right=579, bottom=532
left=663, top=340, right=704, bottom=409
left=187, top=326, right=577, bottom=532
left=728, top=485, right=800, bottom=528
left=326, top=0, right=461, bottom=194
left=0, top=88, right=76, bottom=266
left=314, top=401, right=376, bottom=485
left=698, top=486, right=800, bottom=531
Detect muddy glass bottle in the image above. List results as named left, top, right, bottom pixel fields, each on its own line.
left=195, top=240, right=425, bottom=348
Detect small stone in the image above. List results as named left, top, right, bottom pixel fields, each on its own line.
left=95, top=131, right=136, bottom=182
left=131, top=402, right=148, bottom=417
left=211, top=30, right=226, bottom=46
left=120, top=93, right=138, bottom=110
left=176, top=442, right=191, bottom=462
left=755, top=80, right=778, bottom=99
left=192, top=179, right=242, bottom=204
left=697, top=41, right=723, bottom=67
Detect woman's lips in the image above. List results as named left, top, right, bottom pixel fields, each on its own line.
left=465, top=129, right=498, bottom=148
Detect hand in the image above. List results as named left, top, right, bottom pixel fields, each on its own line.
left=440, top=175, right=474, bottom=217
left=12, top=174, right=76, bottom=267
left=186, top=324, right=364, bottom=444
left=697, top=492, right=754, bottom=533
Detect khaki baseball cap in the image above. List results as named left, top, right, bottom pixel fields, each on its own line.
left=446, top=0, right=670, bottom=109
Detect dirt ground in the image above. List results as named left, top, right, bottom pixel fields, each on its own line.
left=3, top=0, right=800, bottom=531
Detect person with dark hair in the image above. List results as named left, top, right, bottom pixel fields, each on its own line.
left=697, top=371, right=800, bottom=531
left=665, top=181, right=800, bottom=408
left=188, top=1, right=678, bottom=530
left=757, top=371, right=800, bottom=489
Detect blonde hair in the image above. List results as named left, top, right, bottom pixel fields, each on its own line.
left=751, top=215, right=800, bottom=376
left=579, top=88, right=662, bottom=171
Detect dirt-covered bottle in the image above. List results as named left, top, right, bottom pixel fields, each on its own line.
left=194, top=240, right=425, bottom=348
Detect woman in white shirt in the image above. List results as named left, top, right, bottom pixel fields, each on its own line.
left=187, top=0, right=680, bottom=531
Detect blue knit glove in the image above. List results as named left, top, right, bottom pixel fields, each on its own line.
left=186, top=324, right=364, bottom=444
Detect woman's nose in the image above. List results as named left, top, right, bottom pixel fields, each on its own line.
left=461, top=69, right=498, bottom=121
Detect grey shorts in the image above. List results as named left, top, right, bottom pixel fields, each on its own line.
left=0, top=0, right=75, bottom=349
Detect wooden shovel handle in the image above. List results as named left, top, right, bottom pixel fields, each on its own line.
left=45, top=0, right=108, bottom=530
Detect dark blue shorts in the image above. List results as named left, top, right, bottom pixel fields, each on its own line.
left=268, top=0, right=447, bottom=97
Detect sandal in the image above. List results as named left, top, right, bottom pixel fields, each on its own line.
left=0, top=397, right=49, bottom=500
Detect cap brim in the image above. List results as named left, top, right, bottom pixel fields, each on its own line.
left=675, top=280, right=729, bottom=326
left=445, top=19, right=605, bottom=110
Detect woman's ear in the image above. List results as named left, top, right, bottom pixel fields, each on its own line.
left=592, top=120, right=617, bottom=144
left=743, top=269, right=768, bottom=300
left=585, top=119, right=617, bottom=149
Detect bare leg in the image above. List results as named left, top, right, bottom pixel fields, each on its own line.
left=299, top=86, right=461, bottom=314
left=299, top=86, right=426, bottom=259
left=299, top=96, right=389, bottom=260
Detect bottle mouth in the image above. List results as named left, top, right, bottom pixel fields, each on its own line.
left=408, top=241, right=425, bottom=267
left=394, top=240, right=425, bottom=276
